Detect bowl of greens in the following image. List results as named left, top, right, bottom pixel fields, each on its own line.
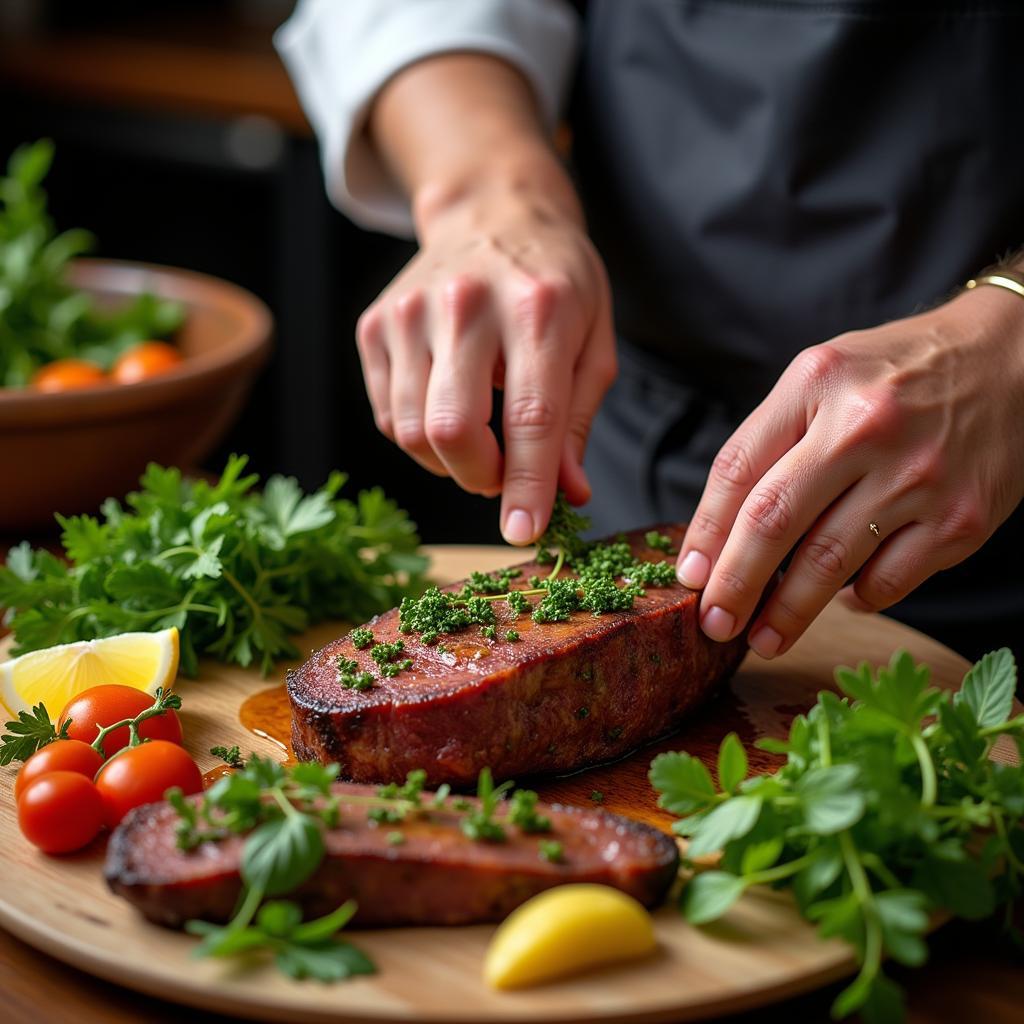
left=0, top=141, right=272, bottom=532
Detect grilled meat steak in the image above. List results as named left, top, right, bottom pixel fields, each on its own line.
left=105, top=783, right=680, bottom=928
left=289, top=525, right=747, bottom=786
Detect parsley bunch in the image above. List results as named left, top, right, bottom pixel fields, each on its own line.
left=0, top=455, right=428, bottom=675
left=650, top=649, right=1023, bottom=1024
left=174, top=757, right=374, bottom=982
left=0, top=140, right=184, bottom=386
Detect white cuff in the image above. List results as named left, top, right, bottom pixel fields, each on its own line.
left=275, top=0, right=579, bottom=237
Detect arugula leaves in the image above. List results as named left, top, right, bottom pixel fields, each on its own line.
left=0, top=456, right=429, bottom=675
left=651, top=648, right=1023, bottom=1023
left=0, top=140, right=184, bottom=387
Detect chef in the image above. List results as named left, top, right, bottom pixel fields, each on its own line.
left=276, top=0, right=1024, bottom=664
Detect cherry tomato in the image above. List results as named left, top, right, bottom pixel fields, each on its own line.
left=95, top=740, right=202, bottom=827
left=17, top=771, right=104, bottom=854
left=31, top=359, right=107, bottom=392
left=60, top=685, right=182, bottom=757
left=14, top=739, right=105, bottom=801
left=110, top=341, right=183, bottom=384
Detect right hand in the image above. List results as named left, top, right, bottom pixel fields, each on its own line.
left=356, top=185, right=616, bottom=545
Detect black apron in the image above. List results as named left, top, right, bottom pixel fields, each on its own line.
left=570, top=0, right=1024, bottom=659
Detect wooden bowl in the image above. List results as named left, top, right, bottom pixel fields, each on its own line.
left=0, top=259, right=272, bottom=533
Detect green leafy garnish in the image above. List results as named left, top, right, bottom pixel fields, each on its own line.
left=461, top=767, right=514, bottom=843
left=0, top=455, right=428, bottom=675
left=210, top=745, right=245, bottom=769
left=0, top=139, right=184, bottom=387
left=0, top=702, right=69, bottom=765
left=644, top=530, right=674, bottom=553
left=538, top=839, right=565, bottom=863
left=349, top=628, right=374, bottom=650
left=650, top=649, right=1024, bottom=1022
left=335, top=657, right=374, bottom=691
left=175, top=757, right=374, bottom=982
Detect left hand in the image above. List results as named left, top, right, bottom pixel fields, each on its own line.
left=675, top=283, right=1024, bottom=658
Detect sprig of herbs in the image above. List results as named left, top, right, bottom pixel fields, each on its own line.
left=0, top=455, right=428, bottom=675
left=210, top=745, right=245, bottom=769
left=461, top=767, right=515, bottom=842
left=650, top=648, right=1023, bottom=1024
left=175, top=757, right=374, bottom=982
left=0, top=702, right=69, bottom=765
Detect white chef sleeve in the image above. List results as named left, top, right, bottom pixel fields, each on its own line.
left=275, top=0, right=580, bottom=237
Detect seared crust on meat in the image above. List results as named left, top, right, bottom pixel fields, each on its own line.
left=288, top=525, right=747, bottom=786
left=105, top=783, right=680, bottom=928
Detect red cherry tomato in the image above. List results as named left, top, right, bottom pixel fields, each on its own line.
left=31, top=359, right=107, bottom=392
left=14, top=739, right=105, bottom=801
left=17, top=771, right=104, bottom=854
left=60, top=685, right=182, bottom=757
left=110, top=341, right=183, bottom=384
left=95, top=740, right=202, bottom=828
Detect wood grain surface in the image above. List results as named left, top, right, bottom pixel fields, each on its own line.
left=0, top=545, right=1020, bottom=1024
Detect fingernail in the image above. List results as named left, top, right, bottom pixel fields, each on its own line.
left=749, top=625, right=783, bottom=659
left=503, top=508, right=534, bottom=545
left=701, top=605, right=736, bottom=642
left=677, top=550, right=711, bottom=589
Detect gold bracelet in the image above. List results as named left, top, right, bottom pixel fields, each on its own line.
left=965, top=268, right=1024, bottom=301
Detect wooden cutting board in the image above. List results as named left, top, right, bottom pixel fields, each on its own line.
left=0, top=545, right=995, bottom=1024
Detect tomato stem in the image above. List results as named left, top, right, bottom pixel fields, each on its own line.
left=89, top=686, right=181, bottom=757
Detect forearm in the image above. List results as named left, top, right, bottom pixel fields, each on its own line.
left=368, top=53, right=582, bottom=239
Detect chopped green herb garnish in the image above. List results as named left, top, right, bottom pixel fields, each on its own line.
left=210, top=744, right=245, bottom=768
left=461, top=767, right=513, bottom=843
left=645, top=530, right=674, bottom=553
left=506, top=590, right=530, bottom=615
left=590, top=791, right=604, bottom=803
left=507, top=789, right=552, bottom=833
left=538, top=840, right=565, bottom=864
left=350, top=628, right=374, bottom=649
left=336, top=656, right=374, bottom=691
left=506, top=630, right=520, bottom=642
left=386, top=831, right=405, bottom=846
left=480, top=625, right=497, bottom=641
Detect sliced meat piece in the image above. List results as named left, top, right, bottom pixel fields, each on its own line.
left=289, top=525, right=747, bottom=786
left=105, top=783, right=680, bottom=928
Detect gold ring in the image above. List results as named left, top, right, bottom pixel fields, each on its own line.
left=868, top=522, right=880, bottom=536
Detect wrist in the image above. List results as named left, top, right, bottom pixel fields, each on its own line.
left=412, top=145, right=583, bottom=242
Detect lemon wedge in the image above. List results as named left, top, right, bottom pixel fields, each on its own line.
left=0, top=628, right=179, bottom=719
left=483, top=883, right=657, bottom=990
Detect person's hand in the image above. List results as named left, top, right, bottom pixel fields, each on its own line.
left=675, top=284, right=1024, bottom=657
left=356, top=185, right=615, bottom=545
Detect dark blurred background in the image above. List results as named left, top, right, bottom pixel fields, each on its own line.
left=0, top=0, right=503, bottom=543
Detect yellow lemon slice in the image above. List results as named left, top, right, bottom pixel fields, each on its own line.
left=483, top=883, right=657, bottom=990
left=0, top=628, right=179, bottom=720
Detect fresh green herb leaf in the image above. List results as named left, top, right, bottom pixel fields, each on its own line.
left=653, top=649, right=1024, bottom=1022
left=0, top=701, right=69, bottom=765
left=0, top=456, right=428, bottom=676
left=210, top=744, right=245, bottom=768
left=644, top=530, right=674, bottom=553
left=538, top=839, right=565, bottom=863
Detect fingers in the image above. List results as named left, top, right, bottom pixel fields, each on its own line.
left=559, top=303, right=617, bottom=506
left=424, top=277, right=503, bottom=496
left=745, top=486, right=908, bottom=658
left=676, top=396, right=808, bottom=591
left=355, top=307, right=393, bottom=438
left=386, top=291, right=448, bottom=476
left=500, top=278, right=578, bottom=544
left=840, top=504, right=986, bottom=613
left=694, top=430, right=863, bottom=644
